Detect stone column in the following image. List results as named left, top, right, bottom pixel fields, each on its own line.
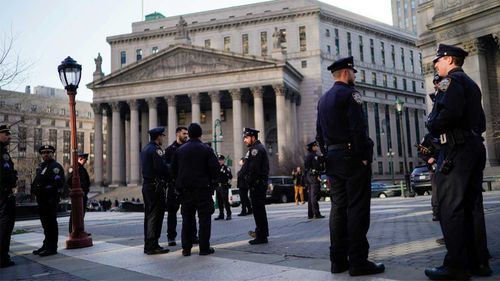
left=231, top=89, right=243, bottom=168
left=124, top=115, right=130, bottom=184
left=251, top=86, right=266, bottom=142
left=273, top=84, right=287, bottom=165
left=147, top=98, right=158, bottom=129
left=209, top=91, right=221, bottom=152
left=129, top=100, right=140, bottom=186
left=291, top=93, right=299, bottom=147
left=91, top=103, right=103, bottom=187
left=167, top=96, right=178, bottom=143
left=105, top=109, right=112, bottom=185
left=110, top=102, right=122, bottom=187
left=190, top=93, right=200, bottom=124
left=141, top=108, right=149, bottom=148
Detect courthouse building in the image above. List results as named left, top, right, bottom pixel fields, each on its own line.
left=416, top=0, right=500, bottom=170
left=0, top=89, right=95, bottom=194
left=88, top=0, right=426, bottom=187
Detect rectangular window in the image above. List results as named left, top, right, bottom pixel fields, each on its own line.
left=205, top=39, right=211, bottom=48
left=412, top=80, right=416, bottom=92
left=419, top=52, right=423, bottom=74
left=395, top=109, right=402, bottom=157
left=152, top=46, right=158, bottom=54
left=383, top=74, right=387, bottom=87
left=410, top=50, right=414, bottom=72
left=301, top=60, right=307, bottom=68
left=280, top=29, right=287, bottom=53
left=334, top=28, right=339, bottom=55
left=224, top=36, right=231, bottom=51
left=18, top=127, right=27, bottom=155
left=326, top=29, right=330, bottom=37
left=136, top=49, right=143, bottom=61
left=327, top=45, right=331, bottom=54
left=360, top=70, right=366, bottom=82
left=381, top=42, right=386, bottom=65
left=403, top=78, right=407, bottom=91
left=399, top=162, right=404, bottom=174
left=393, top=76, right=397, bottom=88
left=49, top=129, right=57, bottom=151
left=120, top=51, right=126, bottom=65
left=401, top=47, right=405, bottom=71
left=347, top=32, right=352, bottom=57
left=77, top=132, right=85, bottom=154
left=358, top=35, right=364, bottom=62
left=31, top=105, right=37, bottom=112
left=370, top=39, right=375, bottom=64
left=63, top=130, right=71, bottom=165
left=385, top=105, right=392, bottom=151
left=414, top=109, right=420, bottom=144
left=372, top=72, right=377, bottom=85
left=405, top=108, right=412, bottom=157
left=391, top=45, right=395, bottom=68
left=34, top=128, right=42, bottom=153
left=299, top=26, right=307, bottom=52
left=242, top=34, right=249, bottom=54
left=260, top=31, right=268, bottom=56
left=90, top=133, right=95, bottom=163
left=363, top=102, right=369, bottom=133
left=374, top=103, right=382, bottom=156
left=378, top=162, right=383, bottom=175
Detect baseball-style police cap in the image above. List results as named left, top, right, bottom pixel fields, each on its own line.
left=217, top=154, right=225, bottom=160
left=432, top=44, right=468, bottom=63
left=0, top=125, right=11, bottom=135
left=78, top=152, right=89, bottom=159
left=306, top=141, right=318, bottom=151
left=39, top=145, right=56, bottom=154
left=243, top=128, right=259, bottom=137
left=148, top=127, right=165, bottom=137
left=327, top=56, right=358, bottom=73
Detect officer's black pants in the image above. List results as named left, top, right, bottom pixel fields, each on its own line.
left=68, top=195, right=87, bottom=233
left=0, top=195, right=15, bottom=263
left=430, top=173, right=439, bottom=219
left=37, top=197, right=59, bottom=251
left=180, top=188, right=214, bottom=251
left=142, top=183, right=166, bottom=250
left=436, top=138, right=489, bottom=268
left=166, top=185, right=180, bottom=241
left=307, top=179, right=322, bottom=218
left=327, top=152, right=371, bottom=267
left=239, top=187, right=251, bottom=213
left=215, top=186, right=231, bottom=217
left=249, top=183, right=269, bottom=239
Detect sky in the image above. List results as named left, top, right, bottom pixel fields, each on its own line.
left=0, top=0, right=392, bottom=102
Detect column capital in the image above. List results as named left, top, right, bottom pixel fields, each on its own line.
left=493, top=32, right=500, bottom=49
left=272, top=84, right=286, bottom=96
left=422, top=62, right=434, bottom=76
left=166, top=95, right=177, bottom=107
left=189, top=93, right=200, bottom=104
left=229, top=88, right=241, bottom=100
left=208, top=91, right=220, bottom=102
left=146, top=97, right=158, bottom=107
left=128, top=100, right=139, bottom=110
left=111, top=101, right=121, bottom=112
left=250, top=86, right=264, bottom=98
left=91, top=103, right=102, bottom=115
left=461, top=38, right=486, bottom=55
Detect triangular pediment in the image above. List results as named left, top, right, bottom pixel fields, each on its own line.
left=90, top=45, right=282, bottom=87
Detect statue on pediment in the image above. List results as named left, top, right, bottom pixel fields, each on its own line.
left=176, top=16, right=189, bottom=39
left=93, top=52, right=104, bottom=80
left=272, top=27, right=285, bottom=50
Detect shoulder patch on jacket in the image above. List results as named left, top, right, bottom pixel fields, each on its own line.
left=438, top=78, right=451, bottom=92
left=156, top=149, right=164, bottom=156
left=251, top=149, right=258, bottom=156
left=352, top=91, right=363, bottom=104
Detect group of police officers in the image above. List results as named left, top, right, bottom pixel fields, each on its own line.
left=0, top=43, right=493, bottom=279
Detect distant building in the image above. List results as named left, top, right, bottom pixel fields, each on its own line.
left=34, top=85, right=67, bottom=99
left=0, top=89, right=96, bottom=195
left=391, top=0, right=419, bottom=34
left=416, top=0, right=500, bottom=169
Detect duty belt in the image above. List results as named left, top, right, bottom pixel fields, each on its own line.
left=327, top=143, right=350, bottom=151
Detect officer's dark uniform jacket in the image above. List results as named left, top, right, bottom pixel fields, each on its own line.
left=217, top=164, right=232, bottom=188
left=164, top=141, right=182, bottom=176
left=0, top=142, right=17, bottom=265
left=141, top=141, right=170, bottom=184
left=241, top=140, right=269, bottom=187
left=304, top=152, right=322, bottom=184
left=0, top=143, right=17, bottom=197
left=316, top=81, right=373, bottom=169
left=32, top=159, right=65, bottom=200
left=66, top=164, right=90, bottom=195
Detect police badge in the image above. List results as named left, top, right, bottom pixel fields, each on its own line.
left=53, top=168, right=60, bottom=174
left=156, top=149, right=164, bottom=156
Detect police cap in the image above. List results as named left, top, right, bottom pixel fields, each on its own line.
left=39, top=145, right=56, bottom=154
left=0, top=125, right=11, bottom=135
left=306, top=141, right=318, bottom=151
left=432, top=44, right=468, bottom=63
left=243, top=127, right=259, bottom=137
left=78, top=152, right=89, bottom=159
left=327, top=56, right=358, bottom=73
left=217, top=154, right=225, bottom=160
left=148, top=127, right=165, bottom=138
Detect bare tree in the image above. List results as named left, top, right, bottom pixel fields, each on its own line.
left=0, top=28, right=30, bottom=88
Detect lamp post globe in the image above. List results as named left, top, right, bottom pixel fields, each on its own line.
left=58, top=57, right=93, bottom=249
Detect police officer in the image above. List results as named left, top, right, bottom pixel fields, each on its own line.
left=316, top=56, right=384, bottom=276
left=164, top=126, right=198, bottom=246
left=241, top=128, right=269, bottom=245
left=141, top=127, right=170, bottom=255
left=66, top=152, right=91, bottom=233
left=171, top=123, right=219, bottom=256
left=215, top=154, right=232, bottom=221
left=304, top=141, right=324, bottom=219
left=237, top=157, right=252, bottom=216
left=424, top=44, right=491, bottom=279
left=0, top=125, right=17, bottom=267
left=31, top=145, right=65, bottom=257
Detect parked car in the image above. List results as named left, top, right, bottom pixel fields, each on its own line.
left=411, top=165, right=432, bottom=195
left=319, top=174, right=331, bottom=200
left=87, top=201, right=102, bottom=212
left=371, top=182, right=401, bottom=198
left=228, top=188, right=241, bottom=207
left=267, top=176, right=307, bottom=203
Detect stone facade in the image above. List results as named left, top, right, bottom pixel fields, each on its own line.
left=0, top=89, right=95, bottom=195
left=89, top=0, right=426, bottom=186
left=416, top=0, right=500, bottom=169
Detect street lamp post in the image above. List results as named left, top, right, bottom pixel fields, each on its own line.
left=213, top=118, right=223, bottom=154
left=387, top=148, right=395, bottom=184
left=58, top=57, right=93, bottom=249
left=395, top=98, right=412, bottom=197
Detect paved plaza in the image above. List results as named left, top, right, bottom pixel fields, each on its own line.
left=2, top=191, right=500, bottom=280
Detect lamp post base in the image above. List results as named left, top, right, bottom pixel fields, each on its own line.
left=66, top=232, right=93, bottom=249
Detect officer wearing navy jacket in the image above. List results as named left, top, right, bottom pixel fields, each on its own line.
left=240, top=128, right=270, bottom=245
left=316, top=56, right=383, bottom=276
left=171, top=123, right=219, bottom=256
left=31, top=145, right=65, bottom=257
left=215, top=154, right=232, bottom=221
left=424, top=44, right=491, bottom=280
left=304, top=141, right=324, bottom=219
left=141, top=127, right=170, bottom=255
